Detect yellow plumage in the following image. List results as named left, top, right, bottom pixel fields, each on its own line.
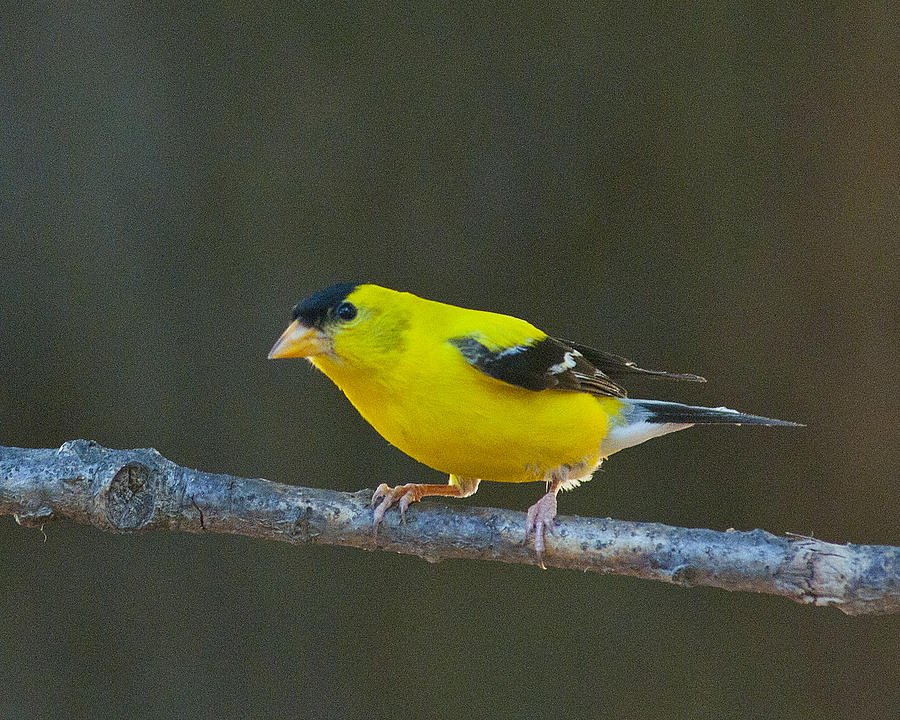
left=268, top=282, right=799, bottom=563
left=310, top=286, right=621, bottom=483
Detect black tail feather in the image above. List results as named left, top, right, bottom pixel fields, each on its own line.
left=633, top=400, right=803, bottom=426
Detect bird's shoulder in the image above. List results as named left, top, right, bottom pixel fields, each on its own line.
left=408, top=295, right=704, bottom=398
left=436, top=304, right=628, bottom=397
left=434, top=304, right=705, bottom=398
left=450, top=332, right=629, bottom=396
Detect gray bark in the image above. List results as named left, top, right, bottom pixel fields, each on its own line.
left=1, top=440, right=897, bottom=616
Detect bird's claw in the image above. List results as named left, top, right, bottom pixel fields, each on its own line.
left=371, top=483, right=391, bottom=508
left=371, top=483, right=421, bottom=527
left=525, top=492, right=558, bottom=569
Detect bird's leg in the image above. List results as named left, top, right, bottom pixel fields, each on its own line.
left=525, top=474, right=565, bottom=569
left=372, top=476, right=480, bottom=526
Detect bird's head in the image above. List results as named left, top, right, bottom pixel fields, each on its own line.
left=268, top=283, right=411, bottom=371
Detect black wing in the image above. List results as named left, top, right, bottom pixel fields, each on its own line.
left=449, top=335, right=628, bottom=397
left=558, top=339, right=706, bottom=384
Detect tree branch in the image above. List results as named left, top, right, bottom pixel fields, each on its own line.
left=2, top=441, right=897, bottom=615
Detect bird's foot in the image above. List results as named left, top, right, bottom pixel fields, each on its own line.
left=371, top=483, right=428, bottom=525
left=525, top=491, right=558, bottom=569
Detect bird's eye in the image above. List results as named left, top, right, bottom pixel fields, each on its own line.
left=335, top=302, right=357, bottom=321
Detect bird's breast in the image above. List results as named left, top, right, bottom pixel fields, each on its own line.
left=314, top=353, right=622, bottom=483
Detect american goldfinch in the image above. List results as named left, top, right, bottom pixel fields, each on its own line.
left=269, top=283, right=800, bottom=565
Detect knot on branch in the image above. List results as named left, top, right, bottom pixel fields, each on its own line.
left=101, top=462, right=158, bottom=531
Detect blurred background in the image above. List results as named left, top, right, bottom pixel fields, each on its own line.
left=2, top=3, right=897, bottom=718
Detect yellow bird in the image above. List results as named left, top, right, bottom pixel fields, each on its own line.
left=268, top=283, right=799, bottom=563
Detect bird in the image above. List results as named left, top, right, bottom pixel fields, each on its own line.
left=268, top=282, right=800, bottom=565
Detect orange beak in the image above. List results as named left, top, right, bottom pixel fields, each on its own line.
left=267, top=320, right=327, bottom=359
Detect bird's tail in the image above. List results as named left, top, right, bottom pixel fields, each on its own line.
left=602, top=399, right=802, bottom=456
left=628, top=399, right=803, bottom=427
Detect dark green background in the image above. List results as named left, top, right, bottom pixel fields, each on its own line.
left=2, top=3, right=897, bottom=718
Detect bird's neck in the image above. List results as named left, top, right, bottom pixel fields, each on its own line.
left=311, top=354, right=393, bottom=401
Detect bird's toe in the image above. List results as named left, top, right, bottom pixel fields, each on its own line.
left=371, top=483, right=420, bottom=526
left=371, top=483, right=392, bottom=507
left=525, top=492, right=559, bottom=569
